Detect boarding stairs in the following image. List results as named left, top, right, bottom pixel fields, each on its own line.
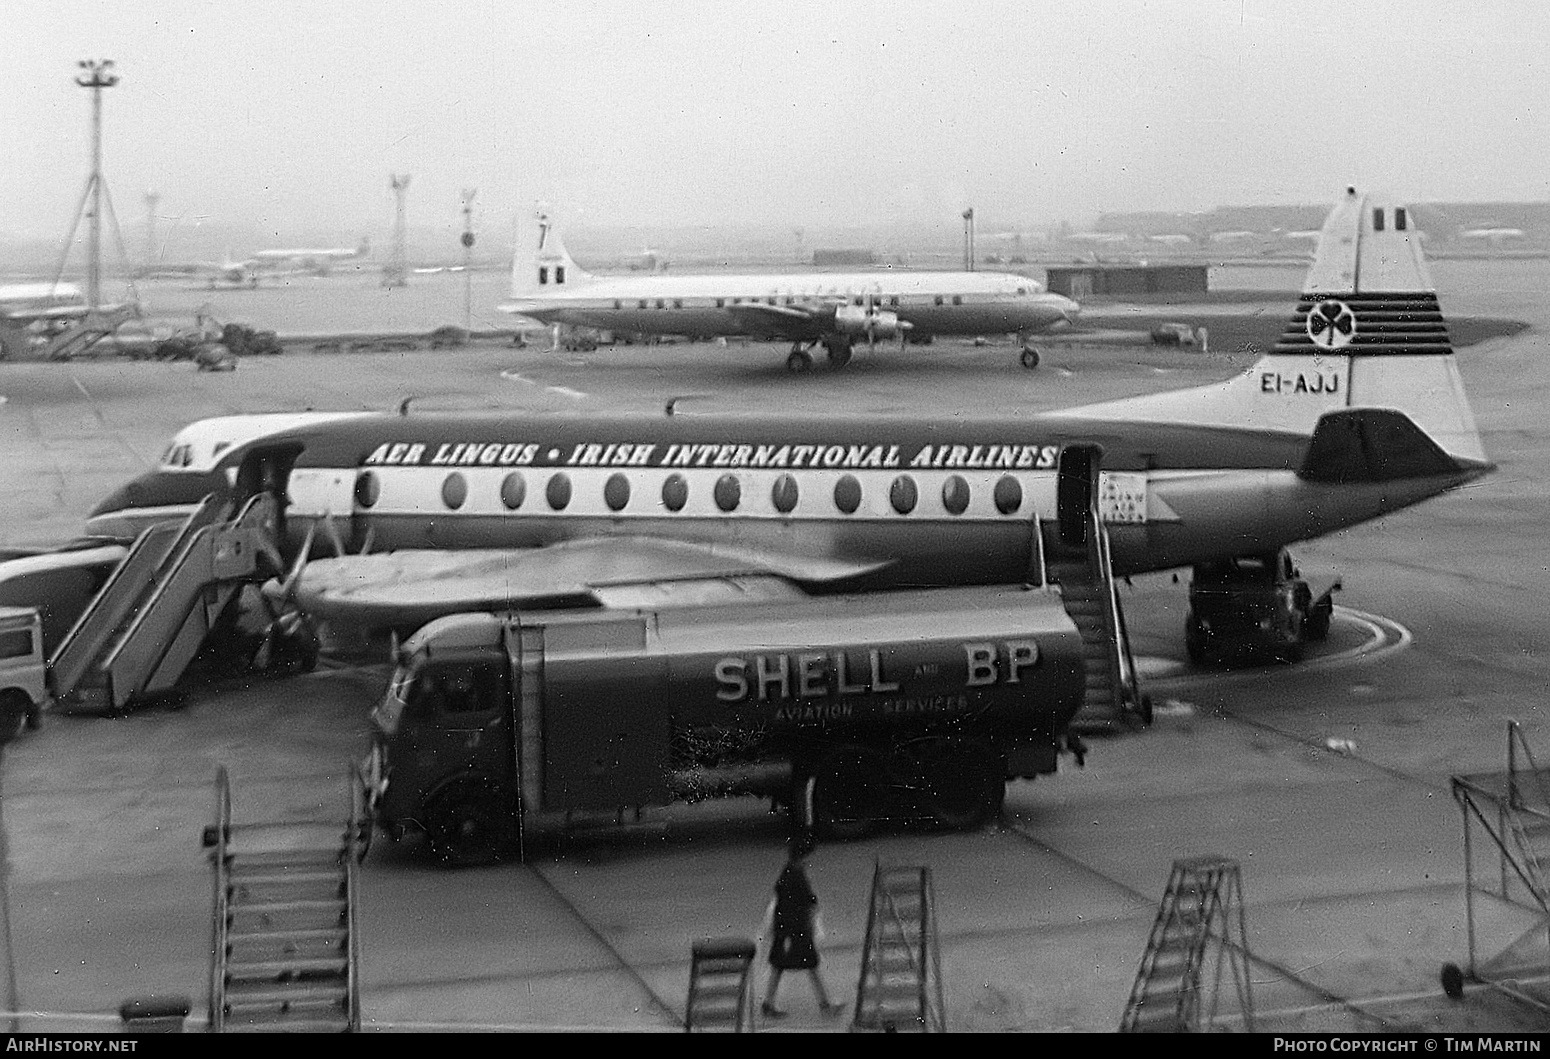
left=851, top=863, right=945, bottom=1033
left=42, top=305, right=139, bottom=360
left=204, top=765, right=366, bottom=1032
left=1120, top=855, right=1255, bottom=1033
left=49, top=492, right=279, bottom=714
left=1046, top=502, right=1149, bottom=733
left=1447, top=721, right=1550, bottom=1013
left=684, top=937, right=757, bottom=1032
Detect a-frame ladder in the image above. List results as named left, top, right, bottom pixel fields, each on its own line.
left=684, top=936, right=756, bottom=1032
left=852, top=863, right=945, bottom=1032
left=1120, top=855, right=1255, bottom=1032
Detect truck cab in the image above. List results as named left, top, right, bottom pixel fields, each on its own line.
left=1185, top=550, right=1338, bottom=664
left=0, top=607, right=47, bottom=743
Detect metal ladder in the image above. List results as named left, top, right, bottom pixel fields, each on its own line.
left=1120, top=855, right=1255, bottom=1032
left=684, top=936, right=756, bottom=1032
left=204, top=765, right=366, bottom=1032
left=851, top=863, right=945, bottom=1032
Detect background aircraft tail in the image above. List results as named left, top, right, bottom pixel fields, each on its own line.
left=510, top=206, right=594, bottom=297
left=1065, top=187, right=1487, bottom=465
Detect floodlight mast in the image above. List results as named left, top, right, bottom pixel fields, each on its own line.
left=77, top=60, right=119, bottom=310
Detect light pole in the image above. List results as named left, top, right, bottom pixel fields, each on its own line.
left=962, top=207, right=975, bottom=272
left=77, top=60, right=118, bottom=310
left=461, top=189, right=476, bottom=333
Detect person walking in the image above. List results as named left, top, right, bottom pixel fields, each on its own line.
left=761, top=831, right=845, bottom=1019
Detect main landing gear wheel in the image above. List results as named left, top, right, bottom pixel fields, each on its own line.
left=424, top=777, right=507, bottom=866
left=826, top=343, right=853, bottom=369
left=0, top=692, right=29, bottom=746
left=1020, top=346, right=1040, bottom=369
left=786, top=349, right=813, bottom=373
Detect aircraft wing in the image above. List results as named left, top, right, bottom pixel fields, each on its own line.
left=722, top=302, right=828, bottom=340
left=283, top=535, right=892, bottom=628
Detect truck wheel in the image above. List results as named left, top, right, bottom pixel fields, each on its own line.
left=1185, top=613, right=1208, bottom=664
left=0, top=692, right=28, bottom=746
left=914, top=739, right=1005, bottom=831
left=1305, top=600, right=1333, bottom=642
left=811, top=746, right=888, bottom=841
left=425, top=778, right=507, bottom=866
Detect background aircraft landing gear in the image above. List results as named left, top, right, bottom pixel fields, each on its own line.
left=1020, top=346, right=1041, bottom=369
left=786, top=346, right=813, bottom=373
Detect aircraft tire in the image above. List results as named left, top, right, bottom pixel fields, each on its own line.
left=827, top=344, right=852, bottom=369
left=786, top=350, right=813, bottom=374
left=1020, top=347, right=1040, bottom=369
left=424, top=777, right=508, bottom=866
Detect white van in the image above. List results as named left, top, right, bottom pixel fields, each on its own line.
left=0, top=606, right=46, bottom=743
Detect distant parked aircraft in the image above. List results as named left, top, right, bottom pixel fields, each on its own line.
left=501, top=207, right=1079, bottom=372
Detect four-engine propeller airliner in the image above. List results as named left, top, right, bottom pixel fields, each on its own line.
left=84, top=189, right=1490, bottom=659
left=500, top=208, right=1080, bottom=372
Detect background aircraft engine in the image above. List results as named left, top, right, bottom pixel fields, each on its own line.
left=833, top=305, right=906, bottom=338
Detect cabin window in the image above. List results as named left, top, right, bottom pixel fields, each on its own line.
left=934, top=295, right=944, bottom=306
left=546, top=473, right=572, bottom=511
left=771, top=474, right=799, bottom=514
left=1016, top=287, right=1027, bottom=295
left=0, top=629, right=34, bottom=660
left=538, top=266, right=549, bottom=285
left=889, top=296, right=899, bottom=307
left=556, top=266, right=566, bottom=284
left=604, top=472, right=630, bottom=512
left=613, top=300, right=622, bottom=310
left=952, top=294, right=963, bottom=306
left=441, top=472, right=467, bottom=511
left=784, top=296, right=794, bottom=306
left=833, top=475, right=862, bottom=515
left=1372, top=208, right=1385, bottom=232
left=732, top=297, right=742, bottom=305
left=354, top=471, right=380, bottom=509
left=715, top=298, right=725, bottom=308
left=889, top=475, right=918, bottom=515
left=673, top=299, right=683, bottom=310
left=942, top=475, right=971, bottom=516
left=500, top=472, right=526, bottom=510
left=853, top=296, right=864, bottom=306
left=410, top=661, right=504, bottom=718
left=655, top=299, right=666, bottom=310
left=714, top=474, right=741, bottom=512
left=638, top=299, right=648, bottom=310
left=662, top=473, right=688, bottom=512
left=766, top=296, right=776, bottom=305
left=993, top=475, right=1023, bottom=515
left=1395, top=208, right=1408, bottom=231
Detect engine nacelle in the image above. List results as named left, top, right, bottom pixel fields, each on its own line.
left=833, top=305, right=908, bottom=338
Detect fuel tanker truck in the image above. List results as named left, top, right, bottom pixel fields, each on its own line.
left=361, top=583, right=1089, bottom=862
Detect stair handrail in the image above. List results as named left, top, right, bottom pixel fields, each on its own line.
left=345, top=762, right=365, bottom=1031
left=1086, top=505, right=1144, bottom=719
left=206, top=766, right=233, bottom=1033
left=100, top=495, right=242, bottom=672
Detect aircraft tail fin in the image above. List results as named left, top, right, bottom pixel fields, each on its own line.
left=1064, top=187, right=1488, bottom=466
left=510, top=206, right=594, bottom=297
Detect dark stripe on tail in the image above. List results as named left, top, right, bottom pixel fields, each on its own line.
left=1298, top=409, right=1462, bottom=483
left=1273, top=292, right=1454, bottom=356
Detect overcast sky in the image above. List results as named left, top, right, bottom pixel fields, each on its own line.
left=4, top=0, right=1547, bottom=244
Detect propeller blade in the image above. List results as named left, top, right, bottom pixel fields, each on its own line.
left=322, top=512, right=347, bottom=558
left=279, top=520, right=319, bottom=599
